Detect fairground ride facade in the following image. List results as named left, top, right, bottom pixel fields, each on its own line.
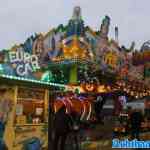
left=0, top=6, right=150, bottom=150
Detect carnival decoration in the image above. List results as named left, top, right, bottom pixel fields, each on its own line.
left=66, top=6, right=84, bottom=37
left=54, top=93, right=93, bottom=121
left=104, top=51, right=118, bottom=69
left=132, top=51, right=150, bottom=65
left=0, top=6, right=149, bottom=98
left=9, top=50, right=40, bottom=76
left=3, top=7, right=150, bottom=150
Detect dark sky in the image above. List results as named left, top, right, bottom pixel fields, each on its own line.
left=0, top=0, right=150, bottom=50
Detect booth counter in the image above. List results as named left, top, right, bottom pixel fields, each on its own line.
left=0, top=84, right=49, bottom=150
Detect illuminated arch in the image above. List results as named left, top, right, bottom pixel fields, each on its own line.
left=141, top=40, right=150, bottom=52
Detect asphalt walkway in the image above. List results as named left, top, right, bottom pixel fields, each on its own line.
left=81, top=132, right=150, bottom=150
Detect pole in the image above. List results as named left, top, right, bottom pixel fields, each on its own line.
left=48, top=70, right=54, bottom=150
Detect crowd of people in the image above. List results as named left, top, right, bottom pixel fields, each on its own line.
left=0, top=90, right=148, bottom=150
left=113, top=107, right=149, bottom=140
left=129, top=108, right=144, bottom=140
left=51, top=94, right=149, bottom=150
left=51, top=93, right=106, bottom=150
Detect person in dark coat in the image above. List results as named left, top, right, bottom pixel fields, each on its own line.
left=0, top=139, right=8, bottom=150
left=130, top=109, right=143, bottom=140
left=0, top=118, right=5, bottom=139
left=53, top=106, right=73, bottom=150
left=94, top=95, right=106, bottom=124
left=69, top=110, right=80, bottom=150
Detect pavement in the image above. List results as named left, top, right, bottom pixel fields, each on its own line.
left=57, top=118, right=150, bottom=150
left=81, top=139, right=111, bottom=150
left=81, top=132, right=150, bottom=150
left=78, top=118, right=150, bottom=150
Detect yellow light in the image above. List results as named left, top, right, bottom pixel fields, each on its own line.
left=85, top=84, right=94, bottom=92
left=123, top=88, right=127, bottom=91
left=130, top=91, right=134, bottom=96
left=98, top=85, right=107, bottom=93
left=135, top=95, right=138, bottom=99
left=126, top=89, right=130, bottom=93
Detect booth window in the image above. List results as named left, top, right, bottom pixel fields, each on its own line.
left=15, top=87, right=45, bottom=125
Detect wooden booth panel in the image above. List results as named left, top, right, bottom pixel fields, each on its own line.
left=12, top=86, right=48, bottom=150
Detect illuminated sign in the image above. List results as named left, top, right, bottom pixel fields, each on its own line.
left=104, top=51, right=118, bottom=69
left=9, top=51, right=40, bottom=76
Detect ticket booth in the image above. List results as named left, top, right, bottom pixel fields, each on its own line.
left=0, top=81, right=49, bottom=150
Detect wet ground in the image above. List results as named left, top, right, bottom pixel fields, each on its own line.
left=80, top=131, right=150, bottom=150
left=47, top=118, right=150, bottom=150
left=81, top=131, right=150, bottom=150
left=67, top=119, right=150, bottom=150
left=65, top=119, right=113, bottom=150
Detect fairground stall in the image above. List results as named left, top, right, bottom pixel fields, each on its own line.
left=0, top=6, right=150, bottom=150
left=0, top=76, right=65, bottom=150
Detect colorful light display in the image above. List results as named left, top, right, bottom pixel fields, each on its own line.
left=0, top=6, right=149, bottom=98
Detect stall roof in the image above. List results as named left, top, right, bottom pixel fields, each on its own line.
left=0, top=74, right=65, bottom=90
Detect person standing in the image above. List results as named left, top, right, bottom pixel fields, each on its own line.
left=94, top=95, right=105, bottom=124
left=130, top=109, right=143, bottom=140
left=0, top=113, right=5, bottom=139
left=53, top=106, right=73, bottom=150
left=0, top=113, right=7, bottom=150
left=0, top=139, right=8, bottom=150
left=69, top=111, right=80, bottom=150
